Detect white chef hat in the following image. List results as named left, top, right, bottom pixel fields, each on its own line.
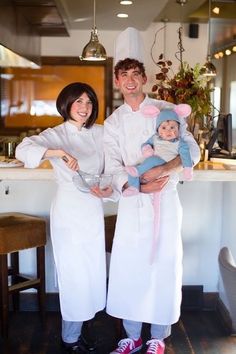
left=114, top=27, right=145, bottom=65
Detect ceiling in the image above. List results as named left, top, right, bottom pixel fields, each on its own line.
left=11, top=0, right=236, bottom=52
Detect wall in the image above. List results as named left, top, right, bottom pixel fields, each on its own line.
left=41, top=22, right=208, bottom=93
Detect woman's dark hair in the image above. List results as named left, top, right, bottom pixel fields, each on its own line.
left=56, top=82, right=98, bottom=128
left=114, top=58, right=146, bottom=80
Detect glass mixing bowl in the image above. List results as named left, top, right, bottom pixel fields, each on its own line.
left=72, top=171, right=112, bottom=192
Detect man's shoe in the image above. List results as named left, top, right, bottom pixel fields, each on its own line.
left=110, top=337, right=142, bottom=353
left=62, top=335, right=96, bottom=353
left=146, top=339, right=165, bottom=354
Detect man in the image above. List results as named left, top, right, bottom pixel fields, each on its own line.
left=104, top=57, right=200, bottom=354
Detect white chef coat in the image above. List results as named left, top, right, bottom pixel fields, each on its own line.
left=104, top=95, right=200, bottom=325
left=15, top=121, right=106, bottom=321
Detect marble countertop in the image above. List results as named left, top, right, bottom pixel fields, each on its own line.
left=1, top=160, right=236, bottom=182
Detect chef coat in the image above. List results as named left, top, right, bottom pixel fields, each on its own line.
left=16, top=121, right=106, bottom=321
left=104, top=95, right=200, bottom=325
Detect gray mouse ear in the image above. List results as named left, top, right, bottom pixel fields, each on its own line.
left=174, top=104, right=192, bottom=118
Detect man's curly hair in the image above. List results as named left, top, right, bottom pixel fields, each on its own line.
left=114, top=58, right=146, bottom=79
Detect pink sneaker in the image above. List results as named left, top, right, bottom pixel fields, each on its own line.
left=146, top=339, right=165, bottom=354
left=183, top=167, right=193, bottom=181
left=110, top=337, right=142, bottom=353
left=125, top=166, right=139, bottom=177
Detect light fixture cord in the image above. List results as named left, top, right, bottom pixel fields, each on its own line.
left=175, top=1, right=185, bottom=70
left=93, top=0, right=96, bottom=29
left=163, top=23, right=167, bottom=59
left=175, top=26, right=185, bottom=70
left=208, top=0, right=211, bottom=57
left=150, top=25, right=166, bottom=65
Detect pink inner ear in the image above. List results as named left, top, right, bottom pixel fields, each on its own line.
left=141, top=105, right=160, bottom=118
left=175, top=104, right=192, bottom=118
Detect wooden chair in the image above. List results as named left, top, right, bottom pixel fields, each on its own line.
left=104, top=215, right=117, bottom=254
left=0, top=212, right=46, bottom=338
left=219, top=247, right=236, bottom=334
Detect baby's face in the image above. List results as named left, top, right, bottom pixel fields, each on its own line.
left=158, top=120, right=179, bottom=140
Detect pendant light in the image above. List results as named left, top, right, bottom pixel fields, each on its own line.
left=202, top=0, right=216, bottom=77
left=80, top=0, right=107, bottom=61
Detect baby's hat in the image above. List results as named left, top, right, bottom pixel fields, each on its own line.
left=156, top=104, right=192, bottom=129
left=156, top=109, right=180, bottom=129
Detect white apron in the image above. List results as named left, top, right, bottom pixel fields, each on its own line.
left=104, top=96, right=200, bottom=325
left=50, top=183, right=106, bottom=321
left=106, top=183, right=183, bottom=325
left=16, top=122, right=106, bottom=321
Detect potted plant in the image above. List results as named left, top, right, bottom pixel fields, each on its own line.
left=152, top=55, right=214, bottom=144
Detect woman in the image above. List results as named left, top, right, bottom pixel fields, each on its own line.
left=16, top=82, right=112, bottom=353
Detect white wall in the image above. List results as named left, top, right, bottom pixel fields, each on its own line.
left=41, top=22, right=208, bottom=93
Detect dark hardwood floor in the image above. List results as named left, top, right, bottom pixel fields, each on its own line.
left=1, top=309, right=236, bottom=354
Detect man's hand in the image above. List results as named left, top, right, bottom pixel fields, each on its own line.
left=140, top=176, right=169, bottom=194
left=141, top=155, right=182, bottom=184
left=140, top=165, right=165, bottom=184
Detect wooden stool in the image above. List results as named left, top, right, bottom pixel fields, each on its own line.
left=0, top=212, right=46, bottom=338
left=104, top=215, right=117, bottom=254
left=104, top=215, right=123, bottom=338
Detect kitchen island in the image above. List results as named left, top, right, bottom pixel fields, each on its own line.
left=1, top=160, right=236, bottom=181
left=0, top=160, right=236, bottom=319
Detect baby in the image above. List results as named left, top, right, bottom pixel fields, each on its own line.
left=124, top=104, right=193, bottom=196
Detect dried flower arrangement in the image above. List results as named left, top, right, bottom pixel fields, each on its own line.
left=152, top=54, right=214, bottom=139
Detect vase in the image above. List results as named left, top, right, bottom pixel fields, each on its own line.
left=188, top=113, right=212, bottom=142
left=187, top=113, right=202, bottom=141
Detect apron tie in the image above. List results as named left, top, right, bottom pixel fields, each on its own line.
left=150, top=191, right=161, bottom=264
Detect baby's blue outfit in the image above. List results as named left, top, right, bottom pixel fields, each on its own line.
left=127, top=109, right=193, bottom=191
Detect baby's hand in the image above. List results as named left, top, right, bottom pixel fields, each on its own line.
left=142, top=145, right=154, bottom=158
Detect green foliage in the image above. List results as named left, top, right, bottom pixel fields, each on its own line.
left=152, top=58, right=213, bottom=120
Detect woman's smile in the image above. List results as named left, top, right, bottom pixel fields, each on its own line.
left=69, top=92, right=93, bottom=127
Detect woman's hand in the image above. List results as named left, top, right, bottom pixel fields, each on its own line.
left=61, top=153, right=79, bottom=171
left=90, top=185, right=113, bottom=198
left=44, top=149, right=79, bottom=171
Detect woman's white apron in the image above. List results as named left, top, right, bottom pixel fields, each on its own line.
left=50, top=184, right=106, bottom=321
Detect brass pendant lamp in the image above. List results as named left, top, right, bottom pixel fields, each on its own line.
left=80, top=0, right=107, bottom=61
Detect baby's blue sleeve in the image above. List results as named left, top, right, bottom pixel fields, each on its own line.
left=141, top=135, right=155, bottom=149
left=178, top=139, right=193, bottom=168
